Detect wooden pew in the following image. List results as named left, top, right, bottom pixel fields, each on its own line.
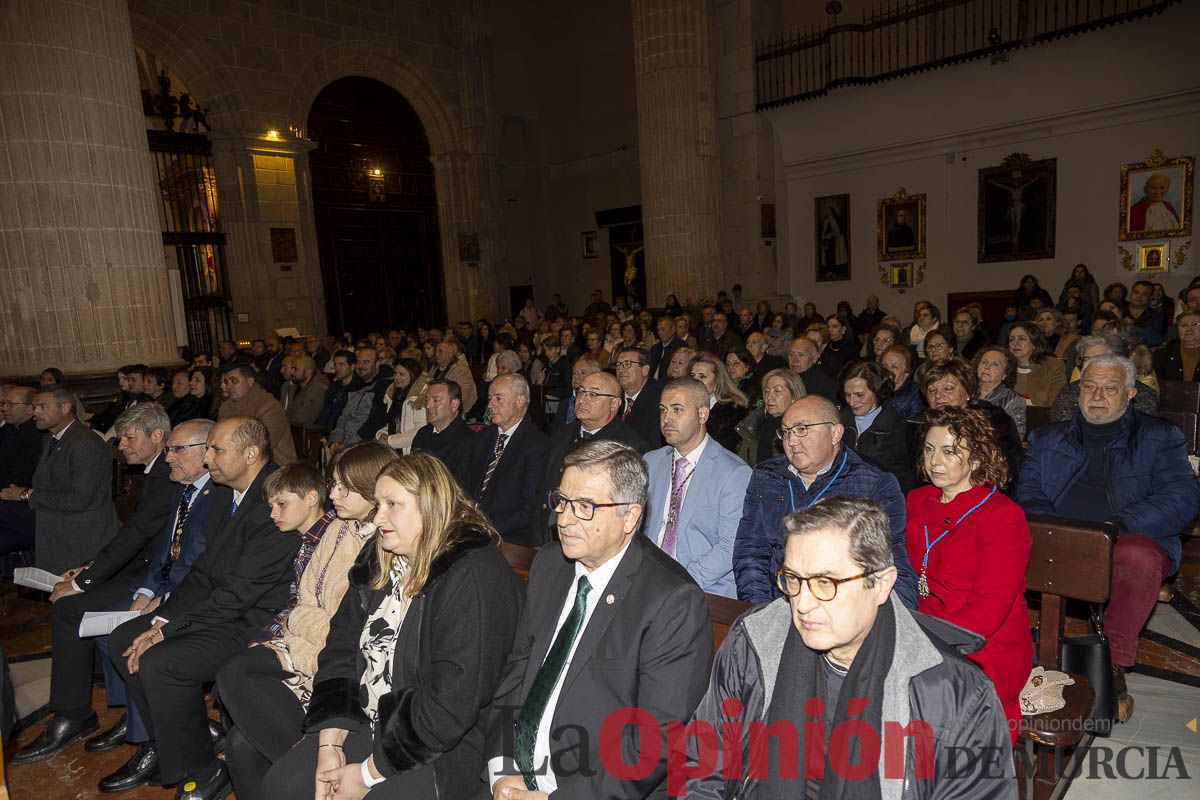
left=1018, top=517, right=1116, bottom=800
left=1159, top=379, right=1200, bottom=416
left=290, top=423, right=328, bottom=466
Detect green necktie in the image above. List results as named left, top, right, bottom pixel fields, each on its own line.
left=514, top=575, right=592, bottom=789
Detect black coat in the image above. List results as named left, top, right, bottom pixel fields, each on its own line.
left=751, top=353, right=786, bottom=376
left=799, top=365, right=839, bottom=403
left=305, top=526, right=523, bottom=799
left=706, top=402, right=747, bottom=453
left=411, top=417, right=476, bottom=488
left=464, top=417, right=549, bottom=546
left=0, top=418, right=43, bottom=487
left=840, top=405, right=918, bottom=493
left=76, top=454, right=176, bottom=588
left=1152, top=340, right=1200, bottom=381
left=905, top=400, right=1023, bottom=492
left=622, top=378, right=664, bottom=448
left=156, top=463, right=300, bottom=637
left=530, top=417, right=650, bottom=545
left=649, top=337, right=684, bottom=382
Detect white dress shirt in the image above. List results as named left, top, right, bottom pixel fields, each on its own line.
left=488, top=541, right=632, bottom=793
left=655, top=436, right=709, bottom=547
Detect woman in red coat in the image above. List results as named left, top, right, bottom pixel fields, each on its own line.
left=906, top=405, right=1031, bottom=742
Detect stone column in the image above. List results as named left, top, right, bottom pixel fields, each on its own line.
left=632, top=0, right=723, bottom=306
left=0, top=0, right=177, bottom=378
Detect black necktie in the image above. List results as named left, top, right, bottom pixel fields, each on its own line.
left=580, top=430, right=593, bottom=441
left=514, top=576, right=592, bottom=788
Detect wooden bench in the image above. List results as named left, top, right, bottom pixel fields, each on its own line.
left=1019, top=517, right=1115, bottom=800
left=1159, top=379, right=1200, bottom=416
left=290, top=423, right=328, bottom=466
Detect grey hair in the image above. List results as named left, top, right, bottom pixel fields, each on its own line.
left=114, top=402, right=172, bottom=438
left=495, top=350, right=522, bottom=375
left=1080, top=354, right=1136, bottom=390
left=35, top=384, right=79, bottom=415
left=173, top=418, right=215, bottom=444
left=1075, top=333, right=1131, bottom=360
left=661, top=376, right=709, bottom=409
left=495, top=372, right=530, bottom=403
left=562, top=439, right=648, bottom=509
left=781, top=496, right=894, bottom=586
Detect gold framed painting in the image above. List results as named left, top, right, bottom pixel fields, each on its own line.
left=1138, top=242, right=1169, bottom=272
left=889, top=263, right=913, bottom=288
left=877, top=188, right=926, bottom=261
left=1119, top=149, right=1193, bottom=241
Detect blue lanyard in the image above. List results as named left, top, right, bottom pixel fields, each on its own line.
left=920, top=486, right=998, bottom=574
left=787, top=449, right=849, bottom=512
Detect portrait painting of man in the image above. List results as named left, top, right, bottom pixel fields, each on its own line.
left=1120, top=151, right=1193, bottom=241
left=876, top=189, right=926, bottom=260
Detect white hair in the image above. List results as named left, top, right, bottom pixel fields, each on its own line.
left=1080, top=354, right=1135, bottom=390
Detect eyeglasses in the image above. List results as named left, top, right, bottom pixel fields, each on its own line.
left=574, top=388, right=619, bottom=401
left=611, top=360, right=643, bottom=370
left=926, top=342, right=950, bottom=352
left=164, top=442, right=207, bottom=455
left=1180, top=322, right=1200, bottom=331
left=775, top=568, right=874, bottom=601
left=547, top=490, right=629, bottom=521
left=327, top=480, right=351, bottom=497
left=776, top=421, right=835, bottom=441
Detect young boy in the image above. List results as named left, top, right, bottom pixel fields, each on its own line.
left=259, top=462, right=333, bottom=641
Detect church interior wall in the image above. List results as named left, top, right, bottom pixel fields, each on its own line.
left=767, top=1, right=1200, bottom=315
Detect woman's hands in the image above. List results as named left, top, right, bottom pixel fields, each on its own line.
left=315, top=729, right=349, bottom=800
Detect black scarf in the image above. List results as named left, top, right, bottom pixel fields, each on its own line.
left=386, top=382, right=414, bottom=434
left=759, top=600, right=895, bottom=800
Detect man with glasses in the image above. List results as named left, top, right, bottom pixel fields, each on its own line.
left=686, top=496, right=1013, bottom=799
left=13, top=419, right=228, bottom=791
left=486, top=440, right=712, bottom=800
left=530, top=372, right=649, bottom=545
left=613, top=346, right=664, bottom=447
left=733, top=395, right=917, bottom=607
left=0, top=385, right=43, bottom=558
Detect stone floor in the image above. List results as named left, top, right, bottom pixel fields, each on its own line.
left=2, top=538, right=1198, bottom=799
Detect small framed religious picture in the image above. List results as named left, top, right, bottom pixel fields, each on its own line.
left=270, top=228, right=297, bottom=263
left=814, top=194, right=850, bottom=282
left=889, top=263, right=913, bottom=288
left=1138, top=242, right=1169, bottom=272
left=581, top=231, right=598, bottom=259
left=977, top=153, right=1056, bottom=262
left=877, top=188, right=926, bottom=261
left=1119, top=149, right=1193, bottom=241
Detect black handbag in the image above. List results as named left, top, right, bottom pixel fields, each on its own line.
left=1059, top=606, right=1116, bottom=736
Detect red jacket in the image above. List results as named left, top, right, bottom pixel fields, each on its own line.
left=905, top=484, right=1031, bottom=741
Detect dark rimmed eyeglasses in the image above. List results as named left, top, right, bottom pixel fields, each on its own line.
left=574, top=388, right=619, bottom=401
left=547, top=490, right=629, bottom=521
left=776, top=421, right=835, bottom=441
left=774, top=568, right=874, bottom=601
left=164, top=442, right=207, bottom=455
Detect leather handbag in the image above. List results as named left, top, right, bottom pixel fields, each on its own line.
left=1060, top=608, right=1116, bottom=736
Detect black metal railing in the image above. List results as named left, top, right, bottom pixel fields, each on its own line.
left=756, top=0, right=1181, bottom=109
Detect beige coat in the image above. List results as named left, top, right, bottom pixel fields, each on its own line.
left=437, top=355, right=477, bottom=416
left=286, top=373, right=329, bottom=427
left=218, top=384, right=298, bottom=464
left=379, top=374, right=430, bottom=454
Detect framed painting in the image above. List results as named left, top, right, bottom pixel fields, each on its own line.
left=977, top=153, right=1056, bottom=263
left=581, top=231, right=598, bottom=259
left=876, top=188, right=926, bottom=261
left=890, top=263, right=913, bottom=288
left=1119, top=149, right=1193, bottom=241
left=814, top=194, right=850, bottom=281
left=1138, top=241, right=1169, bottom=272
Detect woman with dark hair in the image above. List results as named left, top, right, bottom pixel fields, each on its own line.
left=689, top=352, right=748, bottom=452
left=907, top=304, right=941, bottom=358
left=735, top=368, right=805, bottom=466
left=1151, top=282, right=1175, bottom=327
left=1058, top=263, right=1099, bottom=320
left=40, top=367, right=65, bottom=387
left=869, top=323, right=901, bottom=362
left=752, top=300, right=772, bottom=333
left=763, top=312, right=792, bottom=357
left=187, top=366, right=219, bottom=418
left=822, top=314, right=857, bottom=376
left=664, top=294, right=684, bottom=318
left=471, top=320, right=496, bottom=367
left=950, top=309, right=988, bottom=361
left=1012, top=273, right=1053, bottom=310
left=1007, top=321, right=1065, bottom=407
left=1035, top=308, right=1080, bottom=375
left=484, top=333, right=515, bottom=382
left=1103, top=282, right=1129, bottom=316
left=907, top=405, right=1031, bottom=742
left=620, top=320, right=642, bottom=351
left=724, top=348, right=759, bottom=404
left=914, top=325, right=956, bottom=385
left=266, top=453, right=523, bottom=800
left=973, top=346, right=1026, bottom=439
left=838, top=361, right=916, bottom=491
left=371, top=358, right=429, bottom=455
left=219, top=444, right=397, bottom=800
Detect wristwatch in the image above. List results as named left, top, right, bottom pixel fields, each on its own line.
left=19, top=489, right=31, bottom=502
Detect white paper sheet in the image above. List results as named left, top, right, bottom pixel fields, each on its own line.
left=79, top=610, right=141, bottom=637
left=13, top=567, right=60, bottom=592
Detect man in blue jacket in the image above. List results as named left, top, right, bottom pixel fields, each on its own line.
left=733, top=395, right=918, bottom=607
left=1018, top=354, right=1200, bottom=722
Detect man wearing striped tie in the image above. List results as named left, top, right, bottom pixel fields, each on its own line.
left=466, top=374, right=548, bottom=546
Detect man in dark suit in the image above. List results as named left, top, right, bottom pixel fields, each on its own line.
left=0, top=385, right=44, bottom=556
left=412, top=379, right=476, bottom=487
left=529, top=372, right=649, bottom=545
left=11, top=419, right=222, bottom=789
left=0, top=384, right=119, bottom=573
left=648, top=316, right=684, bottom=381
left=107, top=417, right=299, bottom=799
left=466, top=374, right=548, bottom=546
left=485, top=440, right=712, bottom=799
left=788, top=334, right=839, bottom=403
left=744, top=333, right=786, bottom=378
left=613, top=346, right=663, bottom=447
left=550, top=356, right=602, bottom=427
left=699, top=311, right=744, bottom=359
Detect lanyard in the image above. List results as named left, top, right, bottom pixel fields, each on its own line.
left=787, top=449, right=849, bottom=512
left=920, top=486, right=998, bottom=589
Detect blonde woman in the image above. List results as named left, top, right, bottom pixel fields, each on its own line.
left=267, top=454, right=523, bottom=800
left=218, top=442, right=399, bottom=800
left=689, top=351, right=748, bottom=452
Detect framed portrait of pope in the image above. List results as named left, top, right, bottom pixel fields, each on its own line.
left=1119, top=149, right=1193, bottom=241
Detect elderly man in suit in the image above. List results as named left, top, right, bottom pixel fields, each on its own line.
left=643, top=378, right=752, bottom=598
left=0, top=384, right=119, bottom=573
left=485, top=440, right=712, bottom=799
left=12, top=419, right=223, bottom=791
left=107, top=417, right=299, bottom=799
left=613, top=346, right=663, bottom=447
left=648, top=316, right=684, bottom=381
left=466, top=374, right=548, bottom=546
left=530, top=371, right=649, bottom=545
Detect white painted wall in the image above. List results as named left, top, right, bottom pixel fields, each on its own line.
left=767, top=1, right=1200, bottom=317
